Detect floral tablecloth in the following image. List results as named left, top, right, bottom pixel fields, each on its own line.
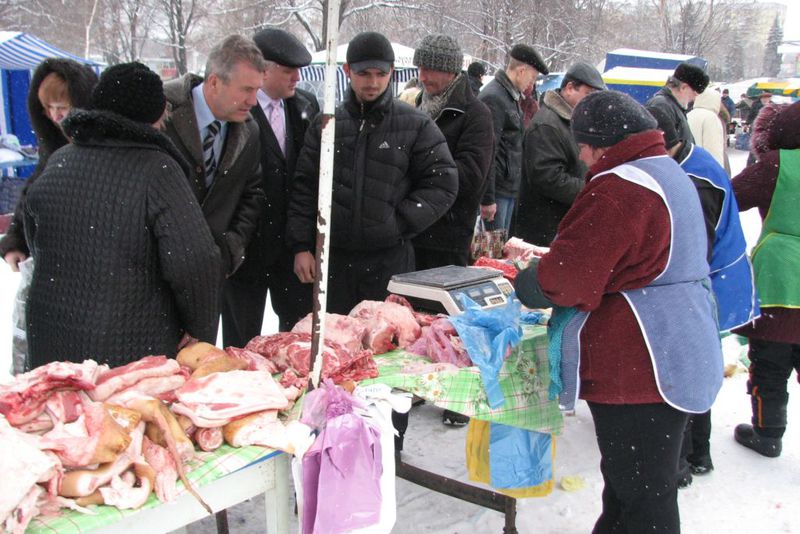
left=361, top=325, right=563, bottom=435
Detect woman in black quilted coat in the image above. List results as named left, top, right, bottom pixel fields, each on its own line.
left=23, top=63, right=221, bottom=369
left=0, top=58, right=98, bottom=270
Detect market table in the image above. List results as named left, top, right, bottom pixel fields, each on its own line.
left=26, top=445, right=291, bottom=534
left=361, top=323, right=560, bottom=534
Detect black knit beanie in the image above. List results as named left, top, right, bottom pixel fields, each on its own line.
left=346, top=32, right=395, bottom=73
left=571, top=90, right=657, bottom=147
left=413, top=34, right=462, bottom=74
left=92, top=62, right=166, bottom=124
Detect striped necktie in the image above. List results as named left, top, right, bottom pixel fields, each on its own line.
left=202, top=120, right=221, bottom=187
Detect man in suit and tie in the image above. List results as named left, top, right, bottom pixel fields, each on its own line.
left=221, top=28, right=320, bottom=344
left=162, top=35, right=265, bottom=335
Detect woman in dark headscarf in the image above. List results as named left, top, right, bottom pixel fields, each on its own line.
left=0, top=58, right=98, bottom=270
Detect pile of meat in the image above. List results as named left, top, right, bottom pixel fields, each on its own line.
left=0, top=295, right=473, bottom=532
left=0, top=350, right=302, bottom=534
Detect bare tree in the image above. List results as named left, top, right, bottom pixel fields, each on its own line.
left=95, top=0, right=158, bottom=64
left=154, top=0, right=203, bottom=74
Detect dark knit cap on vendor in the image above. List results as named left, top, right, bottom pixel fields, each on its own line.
left=413, top=34, right=462, bottom=74
left=92, top=62, right=165, bottom=124
left=509, top=44, right=549, bottom=75
left=347, top=31, right=394, bottom=73
left=647, top=105, right=682, bottom=149
left=571, top=90, right=657, bottom=147
left=673, top=62, right=710, bottom=94
left=253, top=28, right=312, bottom=68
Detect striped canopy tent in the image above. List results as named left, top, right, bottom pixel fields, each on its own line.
left=0, top=31, right=102, bottom=144
left=299, top=41, right=472, bottom=102
left=746, top=78, right=800, bottom=99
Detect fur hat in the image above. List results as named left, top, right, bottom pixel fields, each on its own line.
left=509, top=44, right=549, bottom=75
left=673, top=63, right=709, bottom=94
left=91, top=62, right=165, bottom=124
left=346, top=32, right=394, bottom=73
left=571, top=90, right=657, bottom=147
left=413, top=34, right=462, bottom=74
left=253, top=28, right=312, bottom=68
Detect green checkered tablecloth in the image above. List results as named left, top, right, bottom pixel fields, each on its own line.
left=361, top=324, right=563, bottom=435
left=26, top=445, right=279, bottom=534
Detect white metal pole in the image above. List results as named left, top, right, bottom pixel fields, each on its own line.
left=307, top=0, right=340, bottom=390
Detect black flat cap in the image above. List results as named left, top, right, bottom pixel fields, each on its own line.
left=253, top=28, right=312, bottom=68
left=562, top=62, right=606, bottom=91
left=673, top=62, right=709, bottom=94
left=509, top=44, right=549, bottom=75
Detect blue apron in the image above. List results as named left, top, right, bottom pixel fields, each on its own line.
left=681, top=144, right=759, bottom=330
left=558, top=156, right=724, bottom=413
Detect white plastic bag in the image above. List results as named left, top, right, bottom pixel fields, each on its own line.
left=11, top=257, right=33, bottom=375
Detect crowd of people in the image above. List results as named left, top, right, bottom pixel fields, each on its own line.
left=0, top=28, right=797, bottom=534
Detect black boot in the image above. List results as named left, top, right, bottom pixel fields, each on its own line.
left=734, top=424, right=782, bottom=458
left=688, top=455, right=714, bottom=475
left=442, top=409, right=470, bottom=426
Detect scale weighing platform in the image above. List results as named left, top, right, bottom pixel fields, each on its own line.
left=387, top=265, right=515, bottom=315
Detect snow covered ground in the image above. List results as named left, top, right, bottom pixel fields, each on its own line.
left=1, top=148, right=797, bottom=533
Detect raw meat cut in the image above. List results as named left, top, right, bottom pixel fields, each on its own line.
left=0, top=360, right=100, bottom=425
left=195, top=426, right=224, bottom=452
left=39, top=401, right=132, bottom=467
left=89, top=356, right=180, bottom=402
left=406, top=318, right=472, bottom=367
left=142, top=436, right=178, bottom=502
left=173, top=370, right=289, bottom=428
left=105, top=374, right=186, bottom=404
left=349, top=300, right=421, bottom=348
left=0, top=417, right=59, bottom=531
left=291, top=313, right=368, bottom=354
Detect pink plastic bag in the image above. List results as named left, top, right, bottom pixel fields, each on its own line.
left=301, top=380, right=383, bottom=533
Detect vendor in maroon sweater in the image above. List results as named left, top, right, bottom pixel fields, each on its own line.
left=731, top=100, right=800, bottom=458
left=515, top=90, right=723, bottom=534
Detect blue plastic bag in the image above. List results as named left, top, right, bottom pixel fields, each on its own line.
left=449, top=295, right=522, bottom=409
left=489, top=422, right=553, bottom=489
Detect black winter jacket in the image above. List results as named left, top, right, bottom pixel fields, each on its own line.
left=23, top=110, right=221, bottom=369
left=287, top=86, right=458, bottom=253
left=478, top=69, right=524, bottom=203
left=516, top=89, right=587, bottom=246
left=163, top=74, right=264, bottom=276
left=233, top=89, right=319, bottom=283
left=0, top=58, right=97, bottom=259
left=412, top=74, right=494, bottom=253
left=645, top=86, right=695, bottom=146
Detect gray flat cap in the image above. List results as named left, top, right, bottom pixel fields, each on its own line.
left=563, top=62, right=606, bottom=91
left=253, top=28, right=312, bottom=68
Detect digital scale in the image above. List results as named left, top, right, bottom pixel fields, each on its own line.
left=387, top=265, right=515, bottom=316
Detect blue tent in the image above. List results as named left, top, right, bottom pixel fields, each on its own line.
left=0, top=31, right=101, bottom=147
left=601, top=49, right=707, bottom=104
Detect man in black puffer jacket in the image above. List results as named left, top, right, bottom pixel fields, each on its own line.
left=411, top=34, right=494, bottom=269
left=287, top=31, right=458, bottom=314
left=23, top=63, right=221, bottom=369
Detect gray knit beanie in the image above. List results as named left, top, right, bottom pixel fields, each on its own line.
left=413, top=34, right=462, bottom=74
